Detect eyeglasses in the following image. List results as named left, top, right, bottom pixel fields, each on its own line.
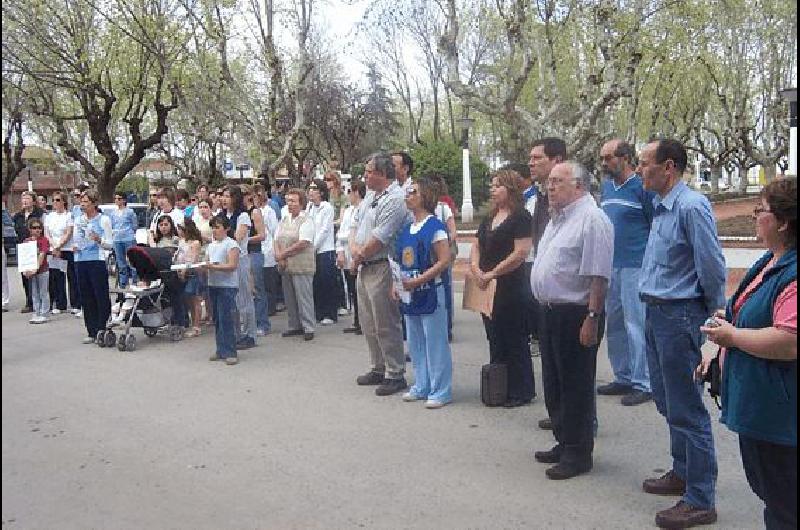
left=753, top=206, right=771, bottom=216
left=30, top=226, right=43, bottom=230
left=53, top=198, right=63, bottom=202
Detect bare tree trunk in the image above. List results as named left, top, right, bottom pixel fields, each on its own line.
left=710, top=164, right=722, bottom=194
left=763, top=164, right=777, bottom=183
left=738, top=166, right=749, bottom=193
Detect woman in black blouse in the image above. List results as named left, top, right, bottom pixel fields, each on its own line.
left=470, top=169, right=535, bottom=407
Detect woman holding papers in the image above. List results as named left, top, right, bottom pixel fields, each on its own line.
left=393, top=177, right=452, bottom=409
left=44, top=191, right=74, bottom=314
left=470, top=169, right=535, bottom=408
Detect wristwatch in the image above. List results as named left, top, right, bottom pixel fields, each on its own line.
left=587, top=311, right=601, bottom=320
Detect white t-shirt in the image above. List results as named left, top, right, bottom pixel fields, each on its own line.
left=306, top=201, right=335, bottom=253
left=434, top=202, right=453, bottom=224
left=228, top=211, right=252, bottom=255
left=409, top=215, right=448, bottom=242
left=206, top=237, right=240, bottom=288
left=260, top=205, right=279, bottom=267
left=45, top=210, right=74, bottom=250
left=280, top=205, right=289, bottom=220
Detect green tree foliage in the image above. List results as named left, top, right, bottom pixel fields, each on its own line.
left=411, top=141, right=489, bottom=207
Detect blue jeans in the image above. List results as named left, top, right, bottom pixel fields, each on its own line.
left=404, top=284, right=452, bottom=403
left=209, top=286, right=237, bottom=358
left=645, top=299, right=717, bottom=509
left=113, top=240, right=137, bottom=288
left=605, top=267, right=650, bottom=391
left=249, top=252, right=270, bottom=332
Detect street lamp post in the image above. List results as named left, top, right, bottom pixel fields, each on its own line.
left=459, top=115, right=476, bottom=223
left=27, top=167, right=33, bottom=193
left=779, top=88, right=797, bottom=177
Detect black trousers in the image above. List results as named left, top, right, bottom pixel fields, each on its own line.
left=263, top=266, right=281, bottom=315
left=538, top=303, right=604, bottom=464
left=482, top=297, right=535, bottom=402
left=522, top=262, right=539, bottom=340
left=63, top=250, right=81, bottom=310
left=739, top=435, right=797, bottom=529
left=313, top=251, right=338, bottom=322
left=76, top=260, right=111, bottom=339
left=21, top=274, right=33, bottom=308
left=49, top=268, right=68, bottom=310
left=344, top=269, right=359, bottom=329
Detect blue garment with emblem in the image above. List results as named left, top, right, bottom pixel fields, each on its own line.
left=600, top=175, right=655, bottom=268
left=395, top=217, right=447, bottom=315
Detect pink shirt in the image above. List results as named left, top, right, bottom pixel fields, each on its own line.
left=732, top=258, right=797, bottom=334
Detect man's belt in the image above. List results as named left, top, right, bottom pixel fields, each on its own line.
left=361, top=257, right=388, bottom=267
left=640, top=294, right=702, bottom=305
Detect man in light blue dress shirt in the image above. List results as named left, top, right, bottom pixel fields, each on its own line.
left=637, top=139, right=726, bottom=529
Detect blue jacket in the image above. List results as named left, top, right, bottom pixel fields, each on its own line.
left=396, top=217, right=447, bottom=315
left=721, top=249, right=797, bottom=446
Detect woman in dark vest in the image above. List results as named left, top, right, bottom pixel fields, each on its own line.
left=393, top=177, right=452, bottom=408
left=699, top=177, right=797, bottom=530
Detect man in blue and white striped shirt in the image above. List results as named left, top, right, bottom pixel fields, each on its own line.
left=598, top=139, right=655, bottom=406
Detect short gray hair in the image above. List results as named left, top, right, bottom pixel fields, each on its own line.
left=566, top=161, right=592, bottom=190
left=368, top=152, right=396, bottom=181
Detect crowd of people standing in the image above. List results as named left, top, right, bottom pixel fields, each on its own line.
left=3, top=140, right=796, bottom=529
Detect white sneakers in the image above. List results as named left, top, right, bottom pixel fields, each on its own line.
left=51, top=308, right=62, bottom=315
left=337, top=308, right=350, bottom=316
left=73, top=309, right=83, bottom=318
left=425, top=400, right=449, bottom=409
left=402, top=392, right=425, bottom=402
left=320, top=318, right=335, bottom=326
left=29, top=315, right=49, bottom=324
left=402, top=392, right=450, bottom=408
left=82, top=336, right=96, bottom=344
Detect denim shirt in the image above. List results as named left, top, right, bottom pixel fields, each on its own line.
left=111, top=207, right=138, bottom=242
left=639, top=181, right=726, bottom=313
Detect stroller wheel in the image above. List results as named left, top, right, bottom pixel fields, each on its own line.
left=117, top=334, right=127, bottom=351
left=96, top=330, right=106, bottom=347
left=105, top=331, right=116, bottom=348
left=125, top=335, right=136, bottom=351
left=144, top=328, right=157, bottom=338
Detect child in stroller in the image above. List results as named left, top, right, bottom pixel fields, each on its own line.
left=96, top=245, right=186, bottom=351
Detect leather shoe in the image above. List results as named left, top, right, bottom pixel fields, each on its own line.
left=375, top=378, right=407, bottom=396
left=643, top=470, right=686, bottom=496
left=235, top=338, right=256, bottom=350
left=503, top=398, right=531, bottom=408
left=597, top=382, right=634, bottom=395
left=655, top=501, right=717, bottom=529
left=281, top=329, right=304, bottom=338
left=534, top=445, right=561, bottom=464
left=20, top=306, right=33, bottom=314
left=356, top=371, right=385, bottom=386
left=621, top=390, right=653, bottom=406
left=545, top=460, right=592, bottom=480
left=303, top=332, right=314, bottom=341
left=538, top=418, right=553, bottom=430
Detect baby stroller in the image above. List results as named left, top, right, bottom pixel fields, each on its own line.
left=96, top=246, right=185, bottom=351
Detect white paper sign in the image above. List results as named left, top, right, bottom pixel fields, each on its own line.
left=388, top=257, right=411, bottom=304
left=47, top=256, right=68, bottom=272
left=17, top=241, right=39, bottom=273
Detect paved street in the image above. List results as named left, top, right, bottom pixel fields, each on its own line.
left=2, top=269, right=762, bottom=529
